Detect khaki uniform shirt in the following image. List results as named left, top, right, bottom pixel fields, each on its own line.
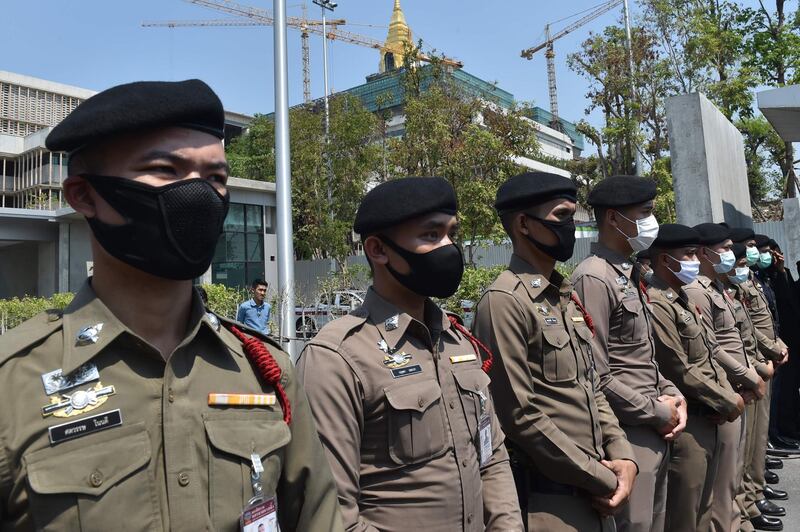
left=738, top=274, right=787, bottom=361
left=728, top=284, right=771, bottom=379
left=472, top=255, right=636, bottom=497
left=297, top=288, right=522, bottom=532
left=646, top=276, right=740, bottom=417
left=572, top=243, right=680, bottom=428
left=684, top=276, right=761, bottom=391
left=0, top=282, right=343, bottom=532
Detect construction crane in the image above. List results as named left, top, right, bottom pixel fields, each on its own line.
left=143, top=10, right=345, bottom=103
left=521, top=0, right=623, bottom=131
left=184, top=0, right=463, bottom=69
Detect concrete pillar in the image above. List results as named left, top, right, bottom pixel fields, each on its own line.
left=37, top=241, right=57, bottom=297
left=782, top=198, right=800, bottom=269
left=666, top=93, right=753, bottom=227
left=58, top=221, right=70, bottom=293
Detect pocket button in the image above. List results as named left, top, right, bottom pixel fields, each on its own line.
left=178, top=472, right=190, bottom=487
left=89, top=470, right=104, bottom=488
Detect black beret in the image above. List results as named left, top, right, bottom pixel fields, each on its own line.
left=768, top=239, right=780, bottom=250
left=636, top=248, right=651, bottom=261
left=729, top=227, right=755, bottom=243
left=693, top=223, right=730, bottom=245
left=46, top=79, right=225, bottom=153
left=354, top=177, right=457, bottom=235
left=732, top=243, right=747, bottom=260
left=587, top=175, right=657, bottom=207
left=652, top=224, right=700, bottom=249
left=754, top=234, right=770, bottom=248
left=494, top=172, right=576, bottom=215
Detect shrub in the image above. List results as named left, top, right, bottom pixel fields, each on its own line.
left=0, top=293, right=75, bottom=333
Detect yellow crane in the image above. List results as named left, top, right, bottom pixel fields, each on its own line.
left=521, top=0, right=623, bottom=131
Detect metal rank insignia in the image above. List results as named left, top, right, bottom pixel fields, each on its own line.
left=41, top=363, right=100, bottom=396
left=385, top=315, right=399, bottom=331
left=666, top=292, right=674, bottom=300
left=383, top=352, right=412, bottom=369
left=206, top=312, right=220, bottom=332
left=537, top=305, right=551, bottom=316
left=531, top=278, right=542, bottom=288
left=616, top=275, right=628, bottom=286
left=621, top=262, right=632, bottom=270
left=42, top=382, right=116, bottom=418
left=76, top=323, right=104, bottom=346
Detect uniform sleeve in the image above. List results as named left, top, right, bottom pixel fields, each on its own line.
left=0, top=436, right=11, bottom=525
left=590, top=361, right=637, bottom=466
left=236, top=304, right=245, bottom=324
left=275, top=361, right=345, bottom=532
left=753, top=320, right=784, bottom=360
left=649, top=301, right=740, bottom=417
left=573, top=274, right=672, bottom=428
left=297, top=344, right=379, bottom=532
left=480, top=407, right=524, bottom=530
left=686, top=288, right=761, bottom=391
left=473, top=290, right=618, bottom=497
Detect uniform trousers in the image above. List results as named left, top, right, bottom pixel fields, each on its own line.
left=710, top=414, right=745, bottom=532
left=527, top=491, right=615, bottom=532
left=738, top=401, right=758, bottom=532
left=665, top=414, right=720, bottom=532
left=616, top=425, right=668, bottom=532
left=743, top=387, right=770, bottom=520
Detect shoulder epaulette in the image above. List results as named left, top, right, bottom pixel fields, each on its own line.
left=215, top=313, right=285, bottom=353
left=305, top=310, right=368, bottom=352
left=0, top=309, right=64, bottom=366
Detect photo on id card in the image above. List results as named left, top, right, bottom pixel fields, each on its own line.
left=240, top=497, right=279, bottom=532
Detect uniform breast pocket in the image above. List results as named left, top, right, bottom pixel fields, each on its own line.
left=616, top=298, right=642, bottom=343
left=711, top=297, right=731, bottom=329
left=453, top=368, right=492, bottom=435
left=678, top=323, right=705, bottom=362
left=384, top=379, right=450, bottom=465
left=23, top=422, right=159, bottom=532
left=204, top=412, right=290, bottom=532
left=542, top=328, right=578, bottom=383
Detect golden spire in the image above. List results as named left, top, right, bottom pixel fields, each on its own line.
left=379, top=0, right=412, bottom=73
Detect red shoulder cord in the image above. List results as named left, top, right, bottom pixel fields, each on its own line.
left=639, top=281, right=651, bottom=304
left=570, top=293, right=596, bottom=337
left=228, top=325, right=292, bottom=424
left=448, top=316, right=494, bottom=374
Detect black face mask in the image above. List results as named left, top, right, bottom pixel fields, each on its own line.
left=523, top=214, right=576, bottom=262
left=379, top=236, right=464, bottom=298
left=82, top=174, right=230, bottom=280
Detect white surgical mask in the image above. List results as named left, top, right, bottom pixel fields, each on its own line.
left=666, top=254, right=701, bottom=285
left=705, top=249, right=736, bottom=274
left=615, top=212, right=660, bottom=252
left=728, top=267, right=750, bottom=285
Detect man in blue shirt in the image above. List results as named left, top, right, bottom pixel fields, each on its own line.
left=237, top=278, right=271, bottom=334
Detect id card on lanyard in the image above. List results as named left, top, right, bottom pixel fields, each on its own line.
left=240, top=453, right=280, bottom=531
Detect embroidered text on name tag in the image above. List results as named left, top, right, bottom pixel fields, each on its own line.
left=48, top=409, right=122, bottom=445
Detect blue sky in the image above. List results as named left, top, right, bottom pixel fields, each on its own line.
left=3, top=0, right=764, bottom=124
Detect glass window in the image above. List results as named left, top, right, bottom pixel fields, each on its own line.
left=245, top=233, right=263, bottom=262
left=212, top=262, right=246, bottom=288
left=246, top=204, right=263, bottom=232
left=224, top=203, right=246, bottom=232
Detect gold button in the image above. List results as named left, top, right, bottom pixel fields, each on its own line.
left=418, top=397, right=424, bottom=407
left=178, top=472, right=190, bottom=486
left=168, top=389, right=175, bottom=403
left=89, top=470, right=103, bottom=487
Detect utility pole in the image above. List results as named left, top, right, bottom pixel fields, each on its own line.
left=273, top=0, right=297, bottom=359
left=622, top=0, right=642, bottom=175
left=313, top=0, right=337, bottom=272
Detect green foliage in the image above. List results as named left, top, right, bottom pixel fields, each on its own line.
left=648, top=157, right=677, bottom=222
left=200, top=283, right=250, bottom=321
left=437, top=265, right=505, bottom=314
left=226, top=94, right=380, bottom=262
left=0, top=293, right=74, bottom=333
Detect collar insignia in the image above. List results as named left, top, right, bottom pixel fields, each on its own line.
left=621, top=262, right=632, bottom=270
left=385, top=315, right=399, bottom=331
left=531, top=278, right=542, bottom=288
left=206, top=312, right=220, bottom=332
left=76, top=323, right=104, bottom=346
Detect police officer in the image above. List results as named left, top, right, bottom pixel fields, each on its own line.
left=726, top=243, right=782, bottom=532
left=645, top=224, right=744, bottom=532
left=685, top=223, right=766, bottom=532
left=473, top=172, right=638, bottom=532
left=731, top=228, right=790, bottom=528
left=0, top=80, right=343, bottom=531
left=572, top=176, right=685, bottom=532
left=297, top=177, right=522, bottom=531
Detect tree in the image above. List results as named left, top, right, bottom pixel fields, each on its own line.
left=226, top=94, right=380, bottom=261
left=388, top=53, right=541, bottom=264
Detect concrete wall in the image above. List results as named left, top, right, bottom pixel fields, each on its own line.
left=0, top=242, right=38, bottom=297
left=666, top=93, right=753, bottom=227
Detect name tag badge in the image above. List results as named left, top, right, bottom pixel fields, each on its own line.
left=544, top=317, right=559, bottom=325
left=48, top=409, right=122, bottom=445
left=449, top=354, right=477, bottom=364
left=479, top=414, right=492, bottom=466
left=240, top=496, right=278, bottom=532
left=391, top=364, right=422, bottom=379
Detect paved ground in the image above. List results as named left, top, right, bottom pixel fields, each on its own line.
left=772, top=454, right=800, bottom=528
